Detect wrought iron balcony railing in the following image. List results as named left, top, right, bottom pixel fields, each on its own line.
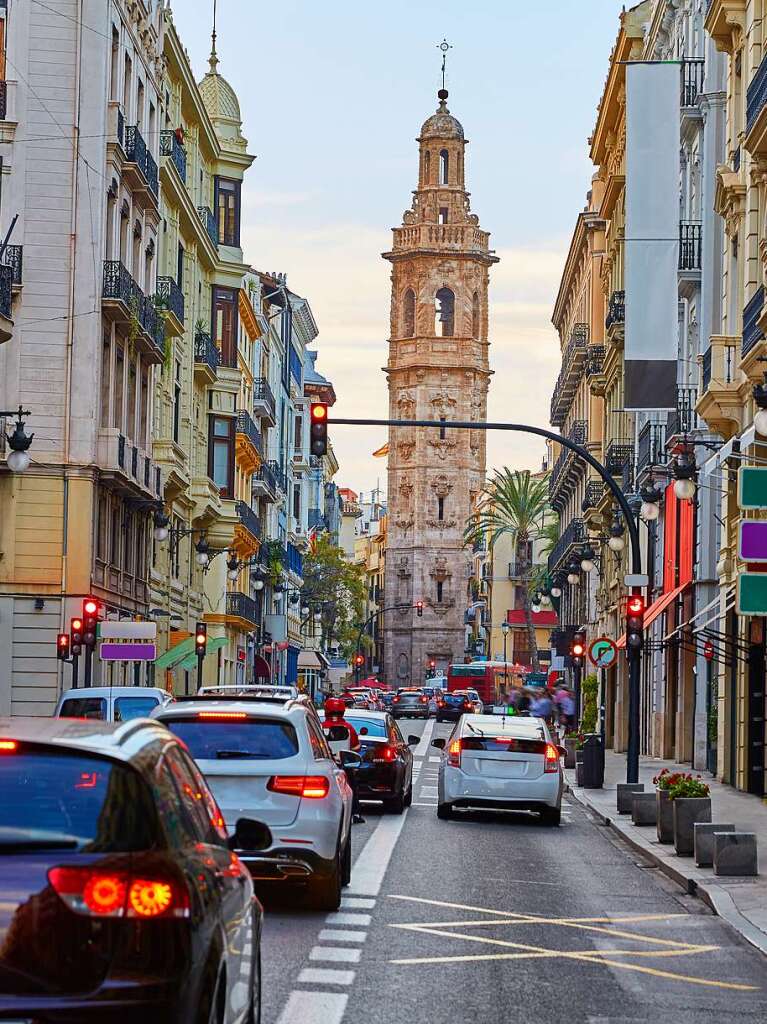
left=236, top=410, right=263, bottom=457
left=637, top=421, right=667, bottom=473
left=269, top=460, right=288, bottom=494
left=666, top=385, right=699, bottom=440
left=235, top=500, right=262, bottom=541
left=585, top=344, right=605, bottom=378
left=679, top=221, right=702, bottom=271
left=581, top=479, right=604, bottom=512
left=681, top=59, right=705, bottom=108
left=743, top=286, right=765, bottom=358
left=0, top=81, right=7, bottom=121
left=549, top=324, right=589, bottom=427
left=548, top=517, right=584, bottom=574
left=747, top=52, right=767, bottom=136
left=0, top=263, right=12, bottom=319
left=605, top=438, right=634, bottom=475
left=253, top=378, right=276, bottom=420
left=197, top=205, right=218, bottom=246
left=159, top=129, right=187, bottom=183
left=156, top=276, right=184, bottom=325
left=253, top=461, right=278, bottom=496
left=194, top=327, right=220, bottom=372
left=3, top=244, right=22, bottom=287
left=606, top=290, right=625, bottom=329
left=125, top=124, right=158, bottom=199
left=227, top=591, right=259, bottom=628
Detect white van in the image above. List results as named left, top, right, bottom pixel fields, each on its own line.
left=54, top=686, right=174, bottom=722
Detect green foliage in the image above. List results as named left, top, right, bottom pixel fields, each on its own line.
left=580, top=673, right=598, bottom=734
left=300, top=535, right=366, bottom=661
left=668, top=775, right=710, bottom=800
left=261, top=540, right=286, bottom=586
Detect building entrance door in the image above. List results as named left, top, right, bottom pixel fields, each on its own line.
left=746, top=618, right=766, bottom=797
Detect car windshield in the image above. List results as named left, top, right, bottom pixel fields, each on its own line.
left=346, top=717, right=387, bottom=738
left=0, top=750, right=158, bottom=851
left=59, top=697, right=107, bottom=720
left=163, top=718, right=299, bottom=760
left=114, top=696, right=160, bottom=722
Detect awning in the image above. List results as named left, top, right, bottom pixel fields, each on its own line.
left=505, top=609, right=558, bottom=627
left=176, top=637, right=227, bottom=672
left=616, top=584, right=688, bottom=649
left=254, top=654, right=271, bottom=679
left=154, top=636, right=195, bottom=671
left=298, top=651, right=325, bottom=670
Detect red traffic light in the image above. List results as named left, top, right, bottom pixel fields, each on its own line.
left=572, top=642, right=585, bottom=657
left=196, top=631, right=206, bottom=645
left=627, top=595, right=645, bottom=617
left=83, top=598, right=98, bottom=616
left=57, top=633, right=69, bottom=649
left=429, top=660, right=436, bottom=668
left=354, top=654, right=364, bottom=666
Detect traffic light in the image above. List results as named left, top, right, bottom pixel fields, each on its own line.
left=626, top=594, right=645, bottom=654
left=354, top=653, right=364, bottom=667
left=571, top=630, right=586, bottom=669
left=195, top=621, right=207, bottom=658
left=309, top=403, right=328, bottom=457
left=416, top=601, right=423, bottom=618
left=82, top=597, right=98, bottom=649
left=57, top=632, right=70, bottom=661
left=70, top=617, right=84, bottom=657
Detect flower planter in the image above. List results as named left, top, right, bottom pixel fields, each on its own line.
left=656, top=789, right=674, bottom=844
left=563, top=738, right=577, bottom=770
left=673, top=797, right=711, bottom=856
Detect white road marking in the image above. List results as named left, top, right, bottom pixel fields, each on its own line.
left=341, top=896, right=376, bottom=909
left=429, top=756, right=442, bottom=763
left=413, top=802, right=438, bottom=807
left=276, top=991, right=348, bottom=1024
left=414, top=718, right=436, bottom=756
left=297, top=968, right=356, bottom=986
left=420, top=786, right=438, bottom=796
left=348, top=809, right=410, bottom=896
left=325, top=911, right=372, bottom=926
left=319, top=928, right=368, bottom=943
left=310, top=945, right=362, bottom=963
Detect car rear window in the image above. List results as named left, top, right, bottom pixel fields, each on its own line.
left=114, top=695, right=160, bottom=721
left=445, top=693, right=467, bottom=703
left=0, top=749, right=158, bottom=851
left=346, top=717, right=387, bottom=738
left=59, top=697, right=107, bottom=720
left=163, top=718, right=299, bottom=760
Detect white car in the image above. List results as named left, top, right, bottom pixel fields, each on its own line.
left=433, top=714, right=564, bottom=825
left=152, top=696, right=354, bottom=909
left=54, top=685, right=173, bottom=722
left=198, top=683, right=299, bottom=701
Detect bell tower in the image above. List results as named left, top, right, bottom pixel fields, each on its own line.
left=382, top=87, right=499, bottom=685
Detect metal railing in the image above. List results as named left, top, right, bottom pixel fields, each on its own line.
left=0, top=264, right=12, bottom=318
left=269, top=460, right=288, bottom=494
left=3, top=245, right=22, bottom=286
left=637, top=421, right=667, bottom=472
left=253, top=461, right=278, bottom=495
left=702, top=339, right=737, bottom=391
left=197, top=206, right=218, bottom=246
left=159, top=130, right=187, bottom=183
left=194, top=327, right=220, bottom=372
left=235, top=500, right=262, bottom=541
left=549, top=324, right=589, bottom=427
left=156, top=276, right=184, bottom=324
left=666, top=385, right=699, bottom=439
left=0, top=81, right=7, bottom=121
left=103, top=261, right=163, bottom=353
left=679, top=221, right=702, bottom=271
left=747, top=52, right=767, bottom=135
left=548, top=517, right=584, bottom=574
left=581, top=479, right=605, bottom=512
left=227, top=591, right=259, bottom=627
left=585, top=344, right=605, bottom=378
left=253, top=378, right=276, bottom=419
left=606, top=290, right=625, bottom=329
left=125, top=124, right=158, bottom=198
left=236, top=410, right=263, bottom=456
left=681, top=59, right=705, bottom=108
left=734, top=145, right=741, bottom=172
left=743, top=287, right=765, bottom=357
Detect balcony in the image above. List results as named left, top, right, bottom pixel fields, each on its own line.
left=286, top=541, right=303, bottom=578
left=270, top=461, right=288, bottom=494
left=585, top=343, right=606, bottom=396
left=156, top=276, right=184, bottom=336
left=637, top=421, right=667, bottom=477
left=194, top=326, right=219, bottom=383
left=102, top=261, right=164, bottom=363
left=252, top=378, right=276, bottom=426
left=0, top=264, right=12, bottom=342
left=681, top=59, right=705, bottom=108
left=252, top=461, right=278, bottom=502
left=705, top=0, right=747, bottom=56
left=696, top=335, right=742, bottom=438
left=549, top=324, right=589, bottom=428
left=235, top=500, right=261, bottom=545
left=97, top=429, right=162, bottom=500
left=666, top=385, right=699, bottom=443
left=226, top=591, right=259, bottom=630
left=3, top=244, right=22, bottom=289
left=197, top=206, right=218, bottom=246
left=581, top=479, right=605, bottom=512
left=605, top=290, right=625, bottom=332
left=390, top=222, right=491, bottom=255
left=159, top=129, right=187, bottom=184
left=548, top=420, right=587, bottom=511
left=746, top=52, right=767, bottom=159
left=548, top=517, right=584, bottom=575
left=679, top=221, right=702, bottom=272
left=0, top=80, right=6, bottom=121
left=124, top=124, right=158, bottom=202
left=742, top=286, right=766, bottom=366
left=235, top=410, right=263, bottom=471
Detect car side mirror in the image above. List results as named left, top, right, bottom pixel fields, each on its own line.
left=338, top=750, right=362, bottom=769
left=229, top=817, right=272, bottom=852
left=432, top=737, right=446, bottom=749
left=407, top=735, right=420, bottom=746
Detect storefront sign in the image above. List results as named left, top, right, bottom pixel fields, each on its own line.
left=738, top=467, right=767, bottom=509
left=738, top=521, right=767, bottom=562
left=736, top=573, right=767, bottom=616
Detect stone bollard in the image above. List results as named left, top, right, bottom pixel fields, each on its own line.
left=631, top=792, right=657, bottom=826
left=694, top=823, right=735, bottom=868
left=713, top=832, right=758, bottom=877
left=617, top=783, right=644, bottom=815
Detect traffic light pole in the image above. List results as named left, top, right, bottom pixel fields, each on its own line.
left=71, top=653, right=79, bottom=689
left=353, top=603, right=413, bottom=684
left=330, top=416, right=645, bottom=784
left=197, top=652, right=204, bottom=691
left=83, top=648, right=92, bottom=689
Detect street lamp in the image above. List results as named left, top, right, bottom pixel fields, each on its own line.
left=3, top=406, right=33, bottom=473
left=753, top=374, right=767, bottom=434
left=501, top=620, right=511, bottom=695
left=640, top=482, right=662, bottom=521
left=566, top=564, right=580, bottom=586
left=608, top=515, right=626, bottom=552
left=194, top=536, right=210, bottom=567
left=152, top=508, right=170, bottom=542
left=580, top=544, right=597, bottom=573
left=550, top=575, right=563, bottom=599
left=672, top=451, right=697, bottom=500
left=226, top=552, right=240, bottom=581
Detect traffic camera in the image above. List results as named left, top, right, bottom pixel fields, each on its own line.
left=57, top=632, right=70, bottom=661
left=195, top=621, right=207, bottom=658
left=309, top=403, right=328, bottom=457
left=626, top=595, right=645, bottom=654
left=70, top=617, right=84, bottom=657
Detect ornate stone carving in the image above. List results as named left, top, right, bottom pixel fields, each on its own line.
left=397, top=440, right=415, bottom=462
left=430, top=392, right=457, bottom=417
left=430, top=474, right=452, bottom=497
left=428, top=437, right=458, bottom=460
left=425, top=517, right=457, bottom=529
left=397, top=392, right=416, bottom=418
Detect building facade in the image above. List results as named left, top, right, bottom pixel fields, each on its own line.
left=382, top=88, right=498, bottom=685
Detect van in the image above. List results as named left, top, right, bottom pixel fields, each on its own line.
left=54, top=686, right=174, bottom=722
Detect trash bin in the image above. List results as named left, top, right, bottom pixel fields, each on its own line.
left=581, top=733, right=604, bottom=789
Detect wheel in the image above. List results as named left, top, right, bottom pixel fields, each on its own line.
left=245, top=952, right=261, bottom=1024
left=384, top=790, right=405, bottom=814
left=341, top=832, right=352, bottom=886
left=437, top=802, right=453, bottom=820
left=540, top=806, right=561, bottom=826
left=404, top=785, right=413, bottom=808
left=309, top=849, right=342, bottom=911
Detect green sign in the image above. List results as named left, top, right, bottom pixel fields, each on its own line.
left=737, top=573, right=767, bottom=615
left=738, top=467, right=767, bottom=509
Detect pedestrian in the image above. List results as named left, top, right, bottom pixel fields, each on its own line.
left=560, top=688, right=576, bottom=733
left=531, top=690, right=553, bottom=723
left=322, top=698, right=365, bottom=823
left=517, top=688, right=531, bottom=715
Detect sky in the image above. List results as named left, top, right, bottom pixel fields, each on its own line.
left=173, top=0, right=627, bottom=498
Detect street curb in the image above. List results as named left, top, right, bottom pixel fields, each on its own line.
left=566, top=783, right=767, bottom=957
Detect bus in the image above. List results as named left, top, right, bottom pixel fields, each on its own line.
left=446, top=662, right=527, bottom=706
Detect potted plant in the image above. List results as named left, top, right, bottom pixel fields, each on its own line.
left=653, top=768, right=680, bottom=844
left=563, top=731, right=579, bottom=769
left=670, top=774, right=711, bottom=856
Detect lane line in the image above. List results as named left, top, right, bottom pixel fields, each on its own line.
left=310, top=945, right=362, bottom=963
left=341, top=896, right=376, bottom=909
left=275, top=991, right=348, bottom=1024
left=325, top=911, right=372, bottom=926
left=428, top=756, right=441, bottom=763
left=318, top=928, right=368, bottom=943
left=414, top=718, right=436, bottom=756
left=413, top=802, right=437, bottom=807
left=348, top=810, right=410, bottom=897
left=420, top=786, right=438, bottom=796
left=297, top=968, right=356, bottom=986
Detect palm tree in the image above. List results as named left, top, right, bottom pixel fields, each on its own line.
left=465, top=469, right=551, bottom=671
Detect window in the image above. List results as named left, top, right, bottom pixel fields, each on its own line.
left=293, top=483, right=301, bottom=521
left=439, top=149, right=449, bottom=185
left=436, top=581, right=444, bottom=603
left=215, top=177, right=241, bottom=246
left=403, top=288, right=415, bottom=337
left=127, top=359, right=137, bottom=439
left=423, top=150, right=431, bottom=184
left=472, top=291, right=480, bottom=339
left=122, top=53, right=132, bottom=119
left=434, top=287, right=454, bottom=337
left=438, top=497, right=444, bottom=521
left=110, top=28, right=120, bottom=101
left=172, top=360, right=181, bottom=443
left=209, top=415, right=235, bottom=497
left=212, top=286, right=238, bottom=367
left=113, top=343, right=124, bottom=430
left=294, top=413, right=303, bottom=452
left=100, top=334, right=111, bottom=428
left=136, top=518, right=146, bottom=580
left=139, top=367, right=149, bottom=446
left=439, top=207, right=448, bottom=225
left=110, top=505, right=120, bottom=565
left=123, top=512, right=134, bottom=573
left=96, top=494, right=107, bottom=561
left=162, top=718, right=300, bottom=761
left=136, top=78, right=144, bottom=130
left=177, top=242, right=184, bottom=288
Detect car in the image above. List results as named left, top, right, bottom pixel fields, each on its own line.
left=432, top=714, right=564, bottom=825
left=391, top=688, right=429, bottom=719
left=380, top=692, right=395, bottom=709
left=464, top=688, right=485, bottom=714
left=319, top=709, right=419, bottom=813
left=199, top=683, right=298, bottom=701
left=0, top=715, right=263, bottom=1023
left=54, top=685, right=174, bottom=722
left=435, top=690, right=474, bottom=722
left=152, top=696, right=354, bottom=910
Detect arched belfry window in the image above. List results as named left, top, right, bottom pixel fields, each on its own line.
left=439, top=149, right=449, bottom=185
left=435, top=287, right=454, bottom=337
left=472, top=291, right=480, bottom=339
left=403, top=288, right=415, bottom=338
left=424, top=150, right=431, bottom=185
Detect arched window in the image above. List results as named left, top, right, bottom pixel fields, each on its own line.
left=434, top=287, right=454, bottom=337
left=424, top=150, right=431, bottom=185
left=439, top=149, right=449, bottom=185
left=472, top=291, right=480, bottom=339
left=403, top=288, right=415, bottom=338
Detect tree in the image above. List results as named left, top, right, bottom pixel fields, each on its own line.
left=464, top=468, right=551, bottom=671
left=300, top=535, right=367, bottom=661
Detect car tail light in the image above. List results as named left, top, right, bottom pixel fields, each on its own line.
left=267, top=775, right=330, bottom=799
left=447, top=739, right=462, bottom=767
left=197, top=711, right=248, bottom=720
left=0, top=739, right=18, bottom=752
left=393, top=696, right=400, bottom=703
left=544, top=743, right=560, bottom=773
left=373, top=745, right=397, bottom=763
left=48, top=867, right=189, bottom=919
left=420, top=696, right=427, bottom=704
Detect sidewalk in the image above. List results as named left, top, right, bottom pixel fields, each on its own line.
left=566, top=750, right=767, bottom=956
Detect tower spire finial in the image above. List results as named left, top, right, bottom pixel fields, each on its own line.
left=437, top=38, right=452, bottom=105
left=209, top=0, right=219, bottom=74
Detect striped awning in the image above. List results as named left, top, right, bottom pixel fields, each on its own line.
left=154, top=636, right=195, bottom=671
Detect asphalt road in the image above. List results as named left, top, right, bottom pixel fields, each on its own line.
left=260, top=717, right=767, bottom=1024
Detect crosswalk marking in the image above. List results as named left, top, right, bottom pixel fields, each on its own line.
left=310, top=945, right=362, bottom=963
left=275, top=991, right=348, bottom=1024
left=341, top=896, right=376, bottom=909
left=318, top=928, right=368, bottom=943
left=325, top=911, right=372, bottom=926
left=297, top=968, right=356, bottom=986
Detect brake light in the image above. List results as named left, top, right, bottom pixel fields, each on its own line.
left=373, top=745, right=397, bottom=763
left=393, top=696, right=400, bottom=703
left=544, top=743, right=560, bottom=773
left=420, top=696, right=428, bottom=704
left=267, top=775, right=330, bottom=799
left=448, top=739, right=462, bottom=767
left=49, top=866, right=189, bottom=919
left=197, top=711, right=248, bottom=720
left=0, top=739, right=17, bottom=752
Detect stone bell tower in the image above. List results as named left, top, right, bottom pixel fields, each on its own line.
left=382, top=87, right=499, bottom=685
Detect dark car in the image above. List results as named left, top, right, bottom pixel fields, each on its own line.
left=391, top=689, right=429, bottom=719
left=436, top=690, right=474, bottom=722
left=0, top=716, right=264, bottom=1024
left=379, top=692, right=395, bottom=709
left=343, top=711, right=418, bottom=813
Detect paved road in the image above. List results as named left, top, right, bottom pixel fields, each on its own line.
left=261, top=717, right=767, bottom=1024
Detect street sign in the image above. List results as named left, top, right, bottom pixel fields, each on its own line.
left=588, top=636, right=618, bottom=668
left=737, top=573, right=767, bottom=616
left=738, top=521, right=767, bottom=562
left=738, top=467, right=767, bottom=509
left=100, top=642, right=157, bottom=662
left=99, top=621, right=157, bottom=640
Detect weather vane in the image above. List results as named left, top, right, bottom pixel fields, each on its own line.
left=437, top=38, right=452, bottom=92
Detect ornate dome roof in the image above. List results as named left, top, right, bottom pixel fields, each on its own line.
left=420, top=93, right=464, bottom=141
left=199, top=52, right=241, bottom=123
